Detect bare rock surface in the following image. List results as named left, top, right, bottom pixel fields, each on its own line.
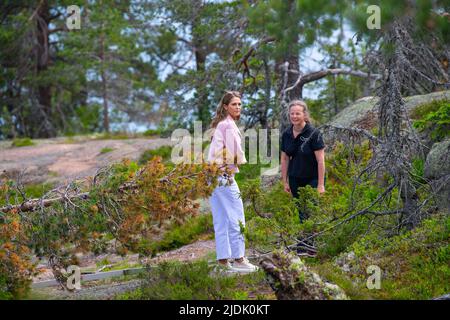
left=0, top=136, right=173, bottom=185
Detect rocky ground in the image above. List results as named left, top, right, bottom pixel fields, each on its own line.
left=0, top=135, right=174, bottom=186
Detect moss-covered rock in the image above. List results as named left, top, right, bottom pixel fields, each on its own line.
left=329, top=90, right=450, bottom=130
left=329, top=96, right=379, bottom=129
left=424, top=139, right=450, bottom=213
left=424, top=139, right=450, bottom=180
left=260, top=250, right=349, bottom=300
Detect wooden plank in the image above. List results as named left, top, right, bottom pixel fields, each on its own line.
left=32, top=267, right=146, bottom=289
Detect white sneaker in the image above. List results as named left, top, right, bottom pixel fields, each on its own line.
left=231, top=257, right=259, bottom=273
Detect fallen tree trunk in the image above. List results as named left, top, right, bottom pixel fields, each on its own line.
left=1, top=162, right=228, bottom=214
left=0, top=192, right=90, bottom=214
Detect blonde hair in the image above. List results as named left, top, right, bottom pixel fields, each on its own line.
left=288, top=99, right=310, bottom=123
left=210, top=91, right=241, bottom=129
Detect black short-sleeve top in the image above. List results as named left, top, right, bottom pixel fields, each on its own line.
left=281, top=123, right=325, bottom=179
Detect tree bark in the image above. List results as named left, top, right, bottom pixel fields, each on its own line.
left=275, top=0, right=302, bottom=133
left=35, top=0, right=56, bottom=138
left=191, top=0, right=210, bottom=128
left=99, top=25, right=110, bottom=133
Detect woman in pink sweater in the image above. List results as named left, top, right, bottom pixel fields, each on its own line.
left=207, top=91, right=258, bottom=273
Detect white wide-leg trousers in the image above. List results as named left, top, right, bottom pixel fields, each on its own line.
left=209, top=176, right=245, bottom=260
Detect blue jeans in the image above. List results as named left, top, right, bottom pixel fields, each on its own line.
left=288, top=176, right=323, bottom=223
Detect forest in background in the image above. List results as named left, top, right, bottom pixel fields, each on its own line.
left=2, top=0, right=448, bottom=139
left=0, top=0, right=449, bottom=301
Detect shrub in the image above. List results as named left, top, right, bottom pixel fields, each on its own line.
left=144, top=214, right=213, bottom=255
left=99, top=147, right=115, bottom=154
left=240, top=140, right=400, bottom=258
left=412, top=100, right=450, bottom=142
left=143, top=129, right=162, bottom=137
left=0, top=182, right=54, bottom=207
left=93, top=131, right=133, bottom=140
left=0, top=209, right=35, bottom=299
left=138, top=145, right=173, bottom=165
left=73, top=104, right=101, bottom=134
left=116, top=259, right=272, bottom=300
left=0, top=157, right=226, bottom=295
left=131, top=260, right=237, bottom=299
left=11, top=138, right=35, bottom=148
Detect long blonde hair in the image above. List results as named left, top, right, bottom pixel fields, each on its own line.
left=210, top=91, right=241, bottom=129
left=288, top=99, right=311, bottom=123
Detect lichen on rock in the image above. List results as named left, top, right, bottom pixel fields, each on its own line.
left=260, top=250, right=349, bottom=300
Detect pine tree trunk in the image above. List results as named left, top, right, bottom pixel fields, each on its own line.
left=99, top=26, right=109, bottom=133
left=35, top=0, right=55, bottom=138
left=192, top=1, right=210, bottom=128
left=277, top=0, right=301, bottom=134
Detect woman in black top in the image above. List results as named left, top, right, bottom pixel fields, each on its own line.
left=281, top=100, right=326, bottom=223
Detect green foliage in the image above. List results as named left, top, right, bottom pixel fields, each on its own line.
left=72, top=104, right=102, bottom=134
left=234, top=162, right=271, bottom=185
left=315, top=214, right=450, bottom=300
left=348, top=0, right=449, bottom=44
left=307, top=39, right=366, bottom=123
left=143, top=128, right=162, bottom=137
left=155, top=28, right=178, bottom=57
left=127, top=260, right=237, bottom=300
left=0, top=205, right=35, bottom=299
left=247, top=0, right=338, bottom=59
left=240, top=179, right=304, bottom=252
left=0, top=276, right=13, bottom=300
left=233, top=141, right=272, bottom=184
left=11, top=138, right=35, bottom=148
left=410, top=157, right=426, bottom=186
left=145, top=214, right=213, bottom=255
left=0, top=182, right=54, bottom=207
left=0, top=1, right=158, bottom=138
left=99, top=147, right=115, bottom=154
left=1, top=156, right=228, bottom=296
left=138, top=145, right=173, bottom=165
left=412, top=100, right=450, bottom=142
left=116, top=259, right=272, bottom=300
left=93, top=132, right=134, bottom=140
left=240, top=140, right=405, bottom=259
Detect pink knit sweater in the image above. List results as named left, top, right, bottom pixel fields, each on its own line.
left=207, top=115, right=247, bottom=174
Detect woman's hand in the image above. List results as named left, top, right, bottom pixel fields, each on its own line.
left=317, top=185, right=325, bottom=194
left=284, top=181, right=291, bottom=194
